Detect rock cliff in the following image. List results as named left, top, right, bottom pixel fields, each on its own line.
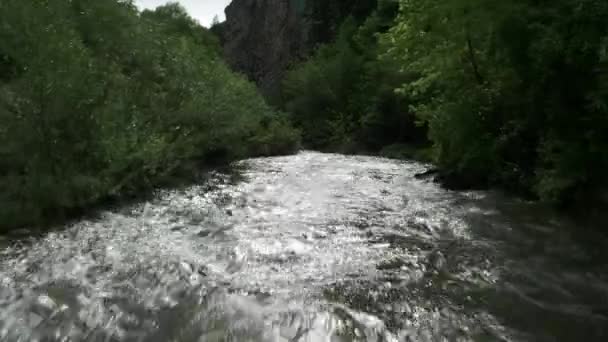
left=217, top=0, right=377, bottom=97
left=219, top=0, right=312, bottom=97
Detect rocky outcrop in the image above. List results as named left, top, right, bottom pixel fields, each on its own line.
left=217, top=0, right=378, bottom=96
left=219, top=0, right=312, bottom=97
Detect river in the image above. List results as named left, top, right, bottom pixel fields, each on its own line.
left=1, top=151, right=607, bottom=341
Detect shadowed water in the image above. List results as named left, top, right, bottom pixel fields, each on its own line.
left=1, top=152, right=607, bottom=341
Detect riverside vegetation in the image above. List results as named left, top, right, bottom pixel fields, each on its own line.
left=0, top=0, right=299, bottom=231
left=1, top=0, right=607, bottom=232
left=281, top=0, right=608, bottom=208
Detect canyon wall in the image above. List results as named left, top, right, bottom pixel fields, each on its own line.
left=219, top=0, right=312, bottom=97
left=217, top=0, right=376, bottom=97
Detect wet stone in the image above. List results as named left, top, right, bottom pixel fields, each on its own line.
left=377, top=258, right=408, bottom=270
left=189, top=209, right=205, bottom=224
left=179, top=261, right=194, bottom=275
left=196, top=266, right=208, bottom=276
left=197, top=230, right=211, bottom=238
left=313, top=231, right=328, bottom=239
left=408, top=219, right=433, bottom=234
left=170, top=225, right=186, bottom=232
left=395, top=302, right=412, bottom=315
left=32, top=295, right=57, bottom=316
left=428, top=251, right=447, bottom=271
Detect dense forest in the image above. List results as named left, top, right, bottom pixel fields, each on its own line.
left=0, top=0, right=299, bottom=231
left=281, top=0, right=608, bottom=208
left=1, top=0, right=607, bottom=231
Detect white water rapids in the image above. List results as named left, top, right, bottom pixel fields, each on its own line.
left=1, top=152, right=607, bottom=341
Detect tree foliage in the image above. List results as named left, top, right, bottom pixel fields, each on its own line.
left=382, top=0, right=608, bottom=204
left=283, top=0, right=608, bottom=207
left=282, top=0, right=426, bottom=152
left=0, top=0, right=299, bottom=231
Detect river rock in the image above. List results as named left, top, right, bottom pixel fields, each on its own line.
left=179, top=261, right=194, bottom=275
left=170, top=225, right=186, bottom=232
left=395, top=302, right=412, bottom=315
left=428, top=251, right=447, bottom=271
left=197, top=230, right=211, bottom=238
left=189, top=209, right=205, bottom=224
left=414, top=169, right=439, bottom=180
left=32, top=295, right=57, bottom=316
left=196, top=265, right=208, bottom=277
left=312, top=230, right=328, bottom=239
left=408, top=218, right=433, bottom=235
left=142, top=203, right=155, bottom=218
left=377, top=258, right=407, bottom=270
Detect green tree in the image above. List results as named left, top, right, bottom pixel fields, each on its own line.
left=0, top=0, right=299, bottom=231
left=382, top=0, right=608, bottom=203
left=282, top=0, right=426, bottom=152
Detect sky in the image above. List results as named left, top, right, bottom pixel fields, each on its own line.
left=135, top=0, right=232, bottom=27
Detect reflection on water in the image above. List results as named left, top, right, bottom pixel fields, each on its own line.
left=0, top=152, right=607, bottom=341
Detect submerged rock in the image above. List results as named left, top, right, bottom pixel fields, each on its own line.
left=189, top=209, right=205, bottom=224
left=32, top=295, right=57, bottom=316
left=197, top=230, right=211, bottom=238
left=414, top=169, right=440, bottom=180
left=179, top=261, right=194, bottom=275
left=428, top=251, right=447, bottom=271
left=170, top=225, right=186, bottom=232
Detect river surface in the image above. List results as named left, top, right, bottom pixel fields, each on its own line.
left=1, top=152, right=607, bottom=341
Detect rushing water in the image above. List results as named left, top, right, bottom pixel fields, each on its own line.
left=1, top=152, right=607, bottom=341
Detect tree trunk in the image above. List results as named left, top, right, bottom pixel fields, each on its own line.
left=466, top=32, right=484, bottom=85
